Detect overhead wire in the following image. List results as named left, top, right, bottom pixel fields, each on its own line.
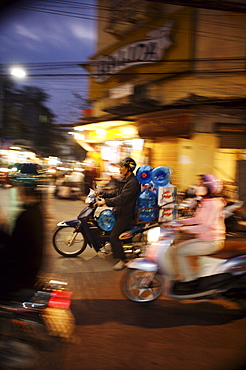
left=8, top=0, right=246, bottom=44
left=2, top=0, right=245, bottom=123
left=1, top=58, right=245, bottom=99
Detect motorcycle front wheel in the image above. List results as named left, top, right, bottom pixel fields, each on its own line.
left=52, top=226, right=87, bottom=257
left=121, top=269, right=163, bottom=303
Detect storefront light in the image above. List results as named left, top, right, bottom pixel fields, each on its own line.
left=132, top=139, right=144, bottom=151
left=69, top=132, right=85, bottom=141
left=9, top=146, right=21, bottom=150
left=101, top=145, right=119, bottom=162
left=47, top=156, right=60, bottom=167
left=105, top=140, right=120, bottom=147
left=96, top=129, right=106, bottom=137
left=74, top=127, right=84, bottom=132
left=121, top=126, right=138, bottom=137
left=74, top=133, right=85, bottom=141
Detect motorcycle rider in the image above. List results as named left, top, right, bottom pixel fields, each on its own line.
left=95, top=157, right=140, bottom=270
left=166, top=174, right=226, bottom=283
left=0, top=176, right=44, bottom=296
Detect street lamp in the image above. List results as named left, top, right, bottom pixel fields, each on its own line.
left=10, top=67, right=26, bottom=78
left=0, top=66, right=27, bottom=134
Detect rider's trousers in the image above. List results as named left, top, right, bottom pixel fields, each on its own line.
left=166, top=239, right=224, bottom=282
left=110, top=215, right=134, bottom=260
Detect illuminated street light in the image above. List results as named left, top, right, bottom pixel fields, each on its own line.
left=0, top=65, right=27, bottom=129
left=10, top=67, right=26, bottom=78
left=68, top=131, right=85, bottom=141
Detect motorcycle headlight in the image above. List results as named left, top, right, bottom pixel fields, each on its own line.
left=147, top=227, right=161, bottom=242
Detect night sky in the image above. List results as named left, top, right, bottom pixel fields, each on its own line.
left=0, top=0, right=97, bottom=126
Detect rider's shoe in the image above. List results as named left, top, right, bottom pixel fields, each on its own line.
left=113, top=259, right=126, bottom=271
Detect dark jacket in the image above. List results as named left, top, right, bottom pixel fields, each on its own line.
left=102, top=173, right=140, bottom=219
left=0, top=201, right=44, bottom=294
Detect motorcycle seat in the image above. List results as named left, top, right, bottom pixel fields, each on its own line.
left=208, top=249, right=246, bottom=259
left=208, top=238, right=246, bottom=259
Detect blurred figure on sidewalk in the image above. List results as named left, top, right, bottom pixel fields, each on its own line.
left=84, top=166, right=97, bottom=195
left=0, top=181, right=44, bottom=296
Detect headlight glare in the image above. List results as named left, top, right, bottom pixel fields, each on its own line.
left=147, top=227, right=161, bottom=242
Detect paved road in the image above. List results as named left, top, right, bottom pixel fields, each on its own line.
left=1, top=188, right=246, bottom=370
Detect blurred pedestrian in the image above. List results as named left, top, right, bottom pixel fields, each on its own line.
left=84, top=166, right=97, bottom=195
left=70, top=169, right=85, bottom=194
left=0, top=181, right=44, bottom=296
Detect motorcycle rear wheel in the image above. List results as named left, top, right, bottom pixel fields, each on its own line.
left=52, top=226, right=87, bottom=257
left=121, top=269, right=163, bottom=303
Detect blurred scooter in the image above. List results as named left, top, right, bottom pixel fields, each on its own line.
left=0, top=279, right=74, bottom=368
left=223, top=200, right=246, bottom=233
left=121, top=222, right=246, bottom=309
left=178, top=191, right=245, bottom=233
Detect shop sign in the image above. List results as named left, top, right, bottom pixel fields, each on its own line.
left=109, top=83, right=134, bottom=99
left=87, top=125, right=138, bottom=142
left=92, top=20, right=174, bottom=83
left=138, top=114, right=192, bottom=138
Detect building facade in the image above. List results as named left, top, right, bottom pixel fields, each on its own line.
left=76, top=1, right=246, bottom=198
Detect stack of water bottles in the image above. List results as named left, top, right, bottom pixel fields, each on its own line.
left=136, top=165, right=177, bottom=223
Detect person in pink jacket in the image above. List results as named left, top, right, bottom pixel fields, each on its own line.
left=170, top=174, right=226, bottom=282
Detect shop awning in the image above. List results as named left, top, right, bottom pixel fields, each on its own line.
left=73, top=120, right=138, bottom=144
left=77, top=141, right=94, bottom=152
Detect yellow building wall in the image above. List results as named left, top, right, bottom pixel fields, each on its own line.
left=145, top=134, right=218, bottom=191
left=137, top=134, right=221, bottom=192
left=177, top=138, right=196, bottom=190
left=214, top=149, right=239, bottom=183
left=97, top=0, right=116, bottom=53
left=91, top=6, right=246, bottom=115
left=88, top=6, right=194, bottom=103
left=177, top=134, right=219, bottom=191
left=85, top=3, right=246, bottom=194
left=195, top=10, right=245, bottom=69
left=150, top=9, right=246, bottom=104
left=144, top=138, right=179, bottom=186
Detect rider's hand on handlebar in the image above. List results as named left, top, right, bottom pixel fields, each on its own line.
left=166, top=221, right=183, bottom=231
left=174, top=225, right=183, bottom=232
left=95, top=199, right=106, bottom=207
left=95, top=190, right=103, bottom=196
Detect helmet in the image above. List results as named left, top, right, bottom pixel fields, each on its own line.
left=201, top=174, right=223, bottom=194
left=119, top=157, right=136, bottom=172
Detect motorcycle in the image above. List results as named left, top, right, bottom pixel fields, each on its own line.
left=223, top=200, right=246, bottom=233
left=178, top=194, right=245, bottom=233
left=0, top=278, right=74, bottom=368
left=52, top=188, right=158, bottom=257
left=121, top=222, right=246, bottom=309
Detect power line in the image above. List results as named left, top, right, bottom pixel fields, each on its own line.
left=146, top=0, right=246, bottom=13
left=7, top=0, right=246, bottom=44
left=1, top=57, right=245, bottom=69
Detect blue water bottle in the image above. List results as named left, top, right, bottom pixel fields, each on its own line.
left=136, top=165, right=153, bottom=185
left=137, top=186, right=158, bottom=222
left=151, top=166, right=172, bottom=187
